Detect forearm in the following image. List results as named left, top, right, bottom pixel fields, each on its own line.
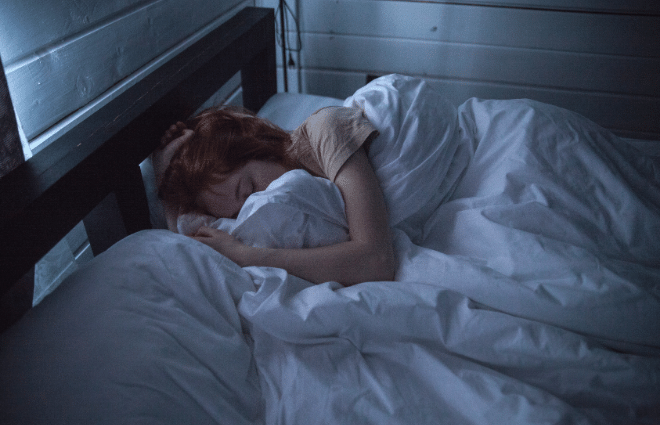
left=240, top=238, right=395, bottom=286
left=246, top=147, right=395, bottom=285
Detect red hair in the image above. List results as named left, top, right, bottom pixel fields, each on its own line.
left=159, top=106, right=296, bottom=213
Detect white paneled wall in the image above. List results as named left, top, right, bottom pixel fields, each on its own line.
left=260, top=0, right=659, bottom=140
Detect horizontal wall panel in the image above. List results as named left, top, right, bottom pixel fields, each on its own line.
left=299, top=34, right=660, bottom=98
left=299, top=0, right=660, bottom=57
left=0, top=0, right=147, bottom=65
left=300, top=69, right=660, bottom=140
left=377, top=0, right=660, bottom=15
left=4, top=0, right=245, bottom=140
left=300, top=69, right=364, bottom=100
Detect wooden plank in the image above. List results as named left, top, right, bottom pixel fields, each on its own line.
left=0, top=6, right=276, bottom=298
left=300, top=69, right=660, bottom=140
left=372, top=0, right=660, bottom=15
left=242, top=35, right=278, bottom=112
left=65, top=221, right=90, bottom=257
left=0, top=268, right=33, bottom=334
left=299, top=33, right=660, bottom=98
left=0, top=0, right=151, bottom=64
left=298, top=69, right=364, bottom=100
left=299, top=0, right=660, bottom=57
left=3, top=0, right=246, bottom=140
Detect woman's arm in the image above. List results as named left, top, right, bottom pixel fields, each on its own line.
left=193, top=147, right=396, bottom=285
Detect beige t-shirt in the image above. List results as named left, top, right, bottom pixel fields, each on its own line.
left=289, top=106, right=379, bottom=182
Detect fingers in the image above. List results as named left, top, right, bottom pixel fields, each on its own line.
left=194, top=226, right=223, bottom=238
left=192, top=227, right=237, bottom=246
left=160, top=121, right=189, bottom=146
left=194, top=226, right=212, bottom=237
left=154, top=127, right=194, bottom=169
left=191, top=227, right=232, bottom=251
left=189, top=227, right=247, bottom=266
left=153, top=124, right=195, bottom=187
left=169, top=129, right=195, bottom=151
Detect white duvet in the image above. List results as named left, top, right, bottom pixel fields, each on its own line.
left=2, top=75, right=659, bottom=425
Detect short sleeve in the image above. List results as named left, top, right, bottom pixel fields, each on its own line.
left=290, top=107, right=379, bottom=181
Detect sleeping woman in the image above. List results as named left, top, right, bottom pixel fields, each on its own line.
left=153, top=106, right=395, bottom=286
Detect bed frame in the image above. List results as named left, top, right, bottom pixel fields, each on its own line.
left=0, top=7, right=276, bottom=332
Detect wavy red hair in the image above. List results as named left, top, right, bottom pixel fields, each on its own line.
left=158, top=106, right=297, bottom=213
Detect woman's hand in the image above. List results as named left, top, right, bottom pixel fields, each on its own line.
left=153, top=122, right=195, bottom=232
left=153, top=122, right=194, bottom=187
left=192, top=226, right=250, bottom=266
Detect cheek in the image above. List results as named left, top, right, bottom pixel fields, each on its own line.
left=253, top=163, right=286, bottom=191
left=253, top=178, right=268, bottom=192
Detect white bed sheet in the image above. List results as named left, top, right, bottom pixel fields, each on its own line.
left=1, top=75, right=659, bottom=425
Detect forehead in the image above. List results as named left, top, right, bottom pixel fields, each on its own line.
left=206, top=172, right=238, bottom=195
left=201, top=169, right=242, bottom=201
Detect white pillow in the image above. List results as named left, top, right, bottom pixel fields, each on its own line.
left=257, top=92, right=344, bottom=131
left=178, top=169, right=349, bottom=249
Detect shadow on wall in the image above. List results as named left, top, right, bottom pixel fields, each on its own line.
left=0, top=57, right=23, bottom=178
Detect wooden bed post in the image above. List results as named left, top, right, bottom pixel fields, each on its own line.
left=241, top=11, right=277, bottom=112
left=0, top=58, right=34, bottom=330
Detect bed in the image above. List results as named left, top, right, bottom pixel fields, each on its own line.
left=1, top=6, right=659, bottom=425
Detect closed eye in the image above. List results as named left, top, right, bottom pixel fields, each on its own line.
left=235, top=176, right=242, bottom=202
left=230, top=179, right=253, bottom=220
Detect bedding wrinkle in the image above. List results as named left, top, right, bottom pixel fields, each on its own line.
left=1, top=230, right=264, bottom=424
left=241, top=221, right=657, bottom=420
left=529, top=103, right=660, bottom=259
left=242, top=272, right=599, bottom=423
left=345, top=74, right=465, bottom=228
left=435, top=354, right=591, bottom=425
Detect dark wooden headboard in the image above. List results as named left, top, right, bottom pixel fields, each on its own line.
left=0, top=7, right=276, bottom=331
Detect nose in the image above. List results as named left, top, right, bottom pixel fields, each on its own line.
left=239, top=185, right=250, bottom=202
left=238, top=179, right=253, bottom=207
left=232, top=197, right=248, bottom=220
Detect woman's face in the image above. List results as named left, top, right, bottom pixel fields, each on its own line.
left=196, top=160, right=287, bottom=219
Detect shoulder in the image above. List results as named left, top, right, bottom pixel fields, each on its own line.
left=303, top=106, right=372, bottom=129
left=294, top=106, right=378, bottom=145
left=290, top=107, right=379, bottom=182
